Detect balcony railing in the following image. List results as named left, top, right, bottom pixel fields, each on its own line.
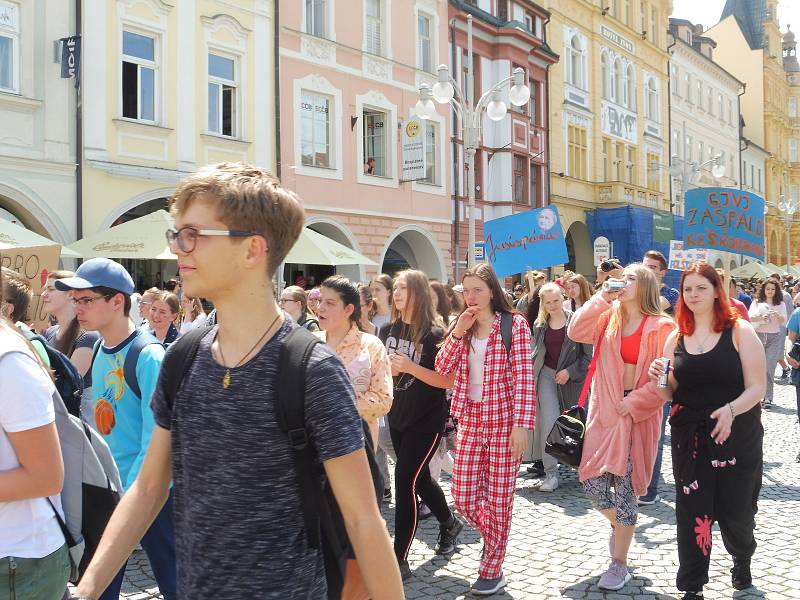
left=597, top=181, right=664, bottom=208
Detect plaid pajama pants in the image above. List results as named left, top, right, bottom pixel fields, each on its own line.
left=452, top=409, right=520, bottom=579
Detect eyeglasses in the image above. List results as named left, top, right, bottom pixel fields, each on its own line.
left=70, top=295, right=110, bottom=307
left=279, top=298, right=300, bottom=304
left=165, top=226, right=258, bottom=254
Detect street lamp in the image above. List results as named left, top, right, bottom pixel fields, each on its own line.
left=778, top=193, right=797, bottom=272
left=667, top=153, right=726, bottom=214
left=414, top=13, right=531, bottom=270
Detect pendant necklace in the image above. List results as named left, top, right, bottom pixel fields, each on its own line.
left=695, top=329, right=714, bottom=353
left=217, top=312, right=282, bottom=389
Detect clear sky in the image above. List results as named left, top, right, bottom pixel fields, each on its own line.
left=671, top=0, right=800, bottom=34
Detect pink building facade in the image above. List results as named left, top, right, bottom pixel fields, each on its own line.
left=279, top=0, right=453, bottom=285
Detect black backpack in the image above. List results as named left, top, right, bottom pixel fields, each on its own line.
left=161, top=325, right=383, bottom=600
left=21, top=329, right=84, bottom=416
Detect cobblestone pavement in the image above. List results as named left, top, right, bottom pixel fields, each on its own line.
left=105, top=383, right=800, bottom=599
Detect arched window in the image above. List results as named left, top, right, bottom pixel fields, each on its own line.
left=568, top=36, right=584, bottom=88
left=614, top=58, right=623, bottom=104
left=646, top=78, right=659, bottom=122
left=621, top=62, right=629, bottom=107
left=601, top=51, right=610, bottom=99
left=626, top=63, right=636, bottom=110
left=609, top=56, right=617, bottom=102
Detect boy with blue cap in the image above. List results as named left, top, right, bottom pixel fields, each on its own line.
left=55, top=258, right=176, bottom=600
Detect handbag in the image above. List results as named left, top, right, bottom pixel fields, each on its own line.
left=545, top=314, right=608, bottom=467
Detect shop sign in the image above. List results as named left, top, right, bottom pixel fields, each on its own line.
left=401, top=117, right=426, bottom=181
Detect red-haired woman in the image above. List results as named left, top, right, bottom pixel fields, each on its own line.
left=649, top=263, right=765, bottom=600
left=435, top=263, right=535, bottom=596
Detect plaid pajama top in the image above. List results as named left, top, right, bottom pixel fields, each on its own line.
left=435, top=312, right=536, bottom=429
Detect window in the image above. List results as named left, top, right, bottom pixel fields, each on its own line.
left=627, top=146, right=637, bottom=184
left=365, top=0, right=383, bottom=56
left=757, top=168, right=761, bottom=191
left=529, top=163, right=539, bottom=206
left=525, top=13, right=534, bottom=33
left=697, top=140, right=704, bottom=163
left=685, top=72, right=692, bottom=103
left=640, top=1, right=646, bottom=36
left=718, top=93, right=724, bottom=119
left=497, top=0, right=508, bottom=21
left=685, top=134, right=692, bottom=162
left=614, top=58, right=623, bottom=103
left=650, top=6, right=658, bottom=45
left=602, top=138, right=610, bottom=181
left=647, top=151, right=661, bottom=191
left=422, top=121, right=439, bottom=185
left=728, top=99, right=734, bottom=125
left=672, top=129, right=680, bottom=158
left=305, top=0, right=326, bottom=38
left=362, top=108, right=387, bottom=176
left=513, top=155, right=526, bottom=203
left=707, top=87, right=714, bottom=115
left=122, top=30, right=157, bottom=121
left=566, top=35, right=586, bottom=89
left=790, top=96, right=798, bottom=117
left=708, top=145, right=714, bottom=162
left=790, top=139, right=798, bottom=163
left=646, top=77, right=658, bottom=121
left=670, top=64, right=678, bottom=96
left=601, top=52, right=610, bottom=99
left=0, top=1, right=19, bottom=93
left=300, top=91, right=332, bottom=168
left=567, top=125, right=587, bottom=179
left=750, top=164, right=755, bottom=188
left=208, top=53, right=237, bottom=136
left=718, top=150, right=726, bottom=176
left=623, top=0, right=632, bottom=26
left=528, top=79, right=537, bottom=124
left=696, top=80, right=702, bottom=109
left=615, top=141, right=624, bottom=181
left=417, top=13, right=433, bottom=73
left=626, top=64, right=636, bottom=109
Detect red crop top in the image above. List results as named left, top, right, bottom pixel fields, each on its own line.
left=620, top=316, right=648, bottom=365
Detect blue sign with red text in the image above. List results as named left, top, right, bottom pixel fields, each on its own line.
left=684, top=187, right=765, bottom=260
left=483, top=207, right=569, bottom=277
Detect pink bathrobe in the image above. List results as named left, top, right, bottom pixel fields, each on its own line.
left=567, top=294, right=676, bottom=496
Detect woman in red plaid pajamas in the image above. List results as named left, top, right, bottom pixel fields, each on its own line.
left=435, top=263, right=535, bottom=596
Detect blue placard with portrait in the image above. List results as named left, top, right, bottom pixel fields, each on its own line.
left=483, top=206, right=569, bottom=277
left=684, top=187, right=765, bottom=261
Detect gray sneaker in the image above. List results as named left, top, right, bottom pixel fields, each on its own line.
left=597, top=559, right=631, bottom=590
left=471, top=573, right=506, bottom=596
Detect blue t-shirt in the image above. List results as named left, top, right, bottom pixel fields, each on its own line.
left=661, top=286, right=679, bottom=313
left=91, top=330, right=165, bottom=489
left=787, top=307, right=800, bottom=337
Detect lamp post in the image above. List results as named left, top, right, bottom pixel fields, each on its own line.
left=778, top=193, right=797, bottom=272
left=414, top=13, right=531, bottom=270
left=667, top=153, right=724, bottom=214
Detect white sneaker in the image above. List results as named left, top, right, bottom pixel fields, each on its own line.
left=539, top=475, right=559, bottom=492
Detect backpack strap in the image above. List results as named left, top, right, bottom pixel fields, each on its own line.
left=161, top=326, right=214, bottom=408
left=273, top=327, right=327, bottom=550
left=122, top=331, right=163, bottom=400
left=500, top=311, right=513, bottom=356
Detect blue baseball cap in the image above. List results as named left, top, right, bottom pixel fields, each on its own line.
left=54, top=257, right=135, bottom=295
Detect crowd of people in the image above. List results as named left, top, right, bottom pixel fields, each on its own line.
left=1, top=162, right=797, bottom=600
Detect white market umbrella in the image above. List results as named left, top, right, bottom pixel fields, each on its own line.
left=0, top=218, right=81, bottom=258
left=67, top=210, right=177, bottom=260
left=285, top=227, right=377, bottom=266
left=730, top=262, right=781, bottom=279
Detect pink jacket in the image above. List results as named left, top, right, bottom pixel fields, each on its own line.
left=567, top=294, right=676, bottom=496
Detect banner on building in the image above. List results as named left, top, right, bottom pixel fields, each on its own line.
left=400, top=117, right=426, bottom=181
left=667, top=240, right=708, bottom=271
left=484, top=206, right=569, bottom=277
left=652, top=211, right=673, bottom=243
left=684, top=187, right=765, bottom=260
left=0, top=245, right=61, bottom=329
left=60, top=36, right=81, bottom=79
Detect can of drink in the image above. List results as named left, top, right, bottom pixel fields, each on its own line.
left=657, top=358, right=671, bottom=388
left=603, top=279, right=625, bottom=291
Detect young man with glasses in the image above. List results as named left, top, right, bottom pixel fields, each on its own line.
left=54, top=258, right=176, bottom=600
left=73, top=163, right=403, bottom=600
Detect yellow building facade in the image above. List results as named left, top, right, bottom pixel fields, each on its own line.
left=80, top=0, right=275, bottom=277
left=542, top=0, right=672, bottom=274
left=707, top=0, right=800, bottom=269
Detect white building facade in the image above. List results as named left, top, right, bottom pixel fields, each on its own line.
left=668, top=19, right=744, bottom=271
left=0, top=0, right=76, bottom=243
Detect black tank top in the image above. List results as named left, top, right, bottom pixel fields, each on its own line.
left=673, top=327, right=745, bottom=411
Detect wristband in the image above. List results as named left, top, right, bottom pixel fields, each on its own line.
left=728, top=402, right=736, bottom=420
left=451, top=333, right=463, bottom=340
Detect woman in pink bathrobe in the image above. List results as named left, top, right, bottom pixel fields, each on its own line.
left=567, top=263, right=676, bottom=591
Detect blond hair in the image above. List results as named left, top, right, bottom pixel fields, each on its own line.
left=606, top=263, right=664, bottom=337
left=170, top=162, right=305, bottom=277
left=535, top=282, right=564, bottom=327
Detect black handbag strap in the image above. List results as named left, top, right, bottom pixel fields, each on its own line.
left=576, top=311, right=611, bottom=409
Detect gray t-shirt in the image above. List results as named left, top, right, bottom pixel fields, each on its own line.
left=151, top=320, right=364, bottom=599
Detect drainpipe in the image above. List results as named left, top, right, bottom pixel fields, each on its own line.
left=737, top=83, right=746, bottom=190
left=75, top=0, right=83, bottom=240
left=543, top=13, right=551, bottom=211
left=666, top=35, right=676, bottom=216
left=450, top=18, right=460, bottom=282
